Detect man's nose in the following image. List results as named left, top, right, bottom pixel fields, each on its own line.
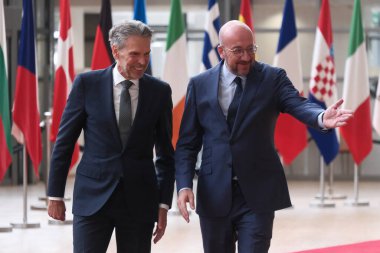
left=241, top=49, right=253, bottom=60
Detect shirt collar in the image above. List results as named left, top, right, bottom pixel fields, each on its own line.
left=112, top=63, right=139, bottom=87
left=221, top=62, right=246, bottom=86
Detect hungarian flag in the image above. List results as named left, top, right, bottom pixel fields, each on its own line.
left=163, top=0, right=189, bottom=147
left=308, top=0, right=339, bottom=165
left=0, top=0, right=12, bottom=181
left=91, top=0, right=113, bottom=70
left=373, top=73, right=380, bottom=136
left=133, top=0, right=152, bottom=75
left=12, top=0, right=42, bottom=176
left=239, top=0, right=253, bottom=31
left=51, top=0, right=80, bottom=169
left=273, top=0, right=307, bottom=165
left=201, top=0, right=221, bottom=71
left=340, top=0, right=372, bottom=165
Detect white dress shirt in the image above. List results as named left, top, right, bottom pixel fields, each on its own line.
left=112, top=64, right=139, bottom=123
left=218, top=63, right=247, bottom=118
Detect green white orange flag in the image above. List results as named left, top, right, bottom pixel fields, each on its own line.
left=163, top=0, right=189, bottom=147
left=340, top=0, right=372, bottom=165
left=0, top=0, right=12, bottom=181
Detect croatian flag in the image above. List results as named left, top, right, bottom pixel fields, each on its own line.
left=273, top=0, right=307, bottom=165
left=201, top=0, right=221, bottom=71
left=308, top=0, right=339, bottom=165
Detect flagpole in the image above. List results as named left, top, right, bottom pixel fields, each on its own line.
left=344, top=164, right=369, bottom=206
left=310, top=156, right=335, bottom=208
left=31, top=111, right=53, bottom=210
left=10, top=146, right=40, bottom=229
left=315, top=162, right=346, bottom=200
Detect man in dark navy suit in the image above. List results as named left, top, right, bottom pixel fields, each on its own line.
left=47, top=20, right=174, bottom=253
left=175, top=20, right=353, bottom=253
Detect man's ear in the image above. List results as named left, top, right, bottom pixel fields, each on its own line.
left=111, top=45, right=118, bottom=59
left=217, top=45, right=225, bottom=60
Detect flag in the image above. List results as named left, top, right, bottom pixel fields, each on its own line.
left=0, top=0, right=12, bottom=181
left=12, top=0, right=42, bottom=176
left=91, top=0, right=113, bottom=70
left=239, top=0, right=254, bottom=31
left=340, top=0, right=372, bottom=165
left=133, top=0, right=152, bottom=75
left=201, top=0, right=221, bottom=71
left=308, top=0, right=339, bottom=165
left=51, top=0, right=80, bottom=169
left=163, top=0, right=189, bottom=147
left=273, top=0, right=307, bottom=165
left=133, top=0, right=147, bottom=23
left=373, top=73, right=380, bottom=136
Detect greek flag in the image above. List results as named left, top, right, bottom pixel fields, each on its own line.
left=201, top=0, right=221, bottom=70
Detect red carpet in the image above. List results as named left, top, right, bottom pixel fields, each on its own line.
left=292, top=240, right=380, bottom=253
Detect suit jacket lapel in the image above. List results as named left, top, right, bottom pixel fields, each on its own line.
left=231, top=61, right=264, bottom=136
left=207, top=63, right=229, bottom=128
left=103, top=64, right=124, bottom=150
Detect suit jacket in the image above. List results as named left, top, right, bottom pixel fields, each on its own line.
left=175, top=61, right=324, bottom=217
left=48, top=64, right=175, bottom=222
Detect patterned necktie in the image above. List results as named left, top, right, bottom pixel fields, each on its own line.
left=227, top=77, right=243, bottom=132
left=119, top=80, right=133, bottom=147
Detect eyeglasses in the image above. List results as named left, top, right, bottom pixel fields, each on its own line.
left=222, top=45, right=258, bottom=57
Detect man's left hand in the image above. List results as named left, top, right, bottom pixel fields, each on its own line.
left=323, top=98, right=354, bottom=128
left=153, top=207, right=167, bottom=244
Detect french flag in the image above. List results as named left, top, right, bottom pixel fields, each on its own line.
left=11, top=0, right=42, bottom=176
left=308, top=0, right=339, bottom=165
left=273, top=0, right=307, bottom=165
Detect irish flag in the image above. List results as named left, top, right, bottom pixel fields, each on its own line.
left=0, top=0, right=12, bottom=181
left=340, top=0, right=372, bottom=165
left=163, top=0, right=189, bottom=147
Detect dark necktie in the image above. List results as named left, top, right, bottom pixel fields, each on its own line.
left=119, top=80, right=133, bottom=147
left=227, top=77, right=243, bottom=132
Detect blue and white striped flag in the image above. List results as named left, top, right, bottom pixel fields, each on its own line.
left=201, top=0, right=221, bottom=71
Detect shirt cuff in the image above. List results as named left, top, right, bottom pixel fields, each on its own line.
left=48, top=197, right=64, bottom=201
left=318, top=112, right=327, bottom=130
left=159, top=204, right=169, bottom=210
left=178, top=187, right=191, bottom=193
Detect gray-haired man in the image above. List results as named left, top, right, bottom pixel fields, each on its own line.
left=47, top=20, right=175, bottom=253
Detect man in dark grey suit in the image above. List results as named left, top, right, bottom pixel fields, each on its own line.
left=175, top=20, right=352, bottom=253
left=47, top=20, right=174, bottom=253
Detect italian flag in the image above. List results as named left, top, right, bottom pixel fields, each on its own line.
left=340, top=0, right=372, bottom=165
left=0, top=0, right=12, bottom=181
left=163, top=0, right=189, bottom=147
